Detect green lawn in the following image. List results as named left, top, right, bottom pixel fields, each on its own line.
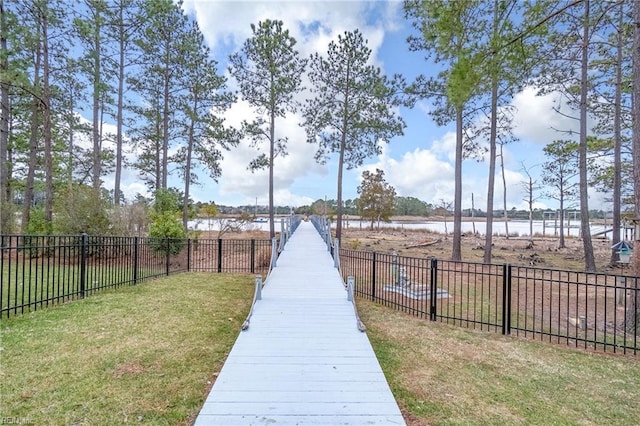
left=1, top=263, right=169, bottom=318
left=1, top=273, right=253, bottom=425
left=359, top=299, right=640, bottom=425
left=3, top=272, right=639, bottom=425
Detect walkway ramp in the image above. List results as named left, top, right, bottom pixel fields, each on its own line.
left=195, top=221, right=405, bottom=425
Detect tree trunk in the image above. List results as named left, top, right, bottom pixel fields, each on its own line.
left=64, top=84, right=75, bottom=189
left=626, top=0, right=639, bottom=332
left=471, top=192, right=476, bottom=234
left=161, top=40, right=170, bottom=190
left=42, top=6, right=53, bottom=230
left=559, top=201, right=565, bottom=249
left=500, top=143, right=509, bottom=239
left=183, top=105, right=196, bottom=231
left=528, top=176, right=534, bottom=237
left=22, top=23, right=41, bottom=233
left=579, top=0, right=596, bottom=272
left=91, top=7, right=102, bottom=192
left=484, top=0, right=499, bottom=264
left=0, top=0, right=10, bottom=231
left=452, top=106, right=463, bottom=261
left=336, top=130, right=346, bottom=241
left=114, top=4, right=125, bottom=205
left=610, top=2, right=623, bottom=265
left=268, top=80, right=276, bottom=239
left=633, top=0, right=640, bottom=275
left=335, top=59, right=352, bottom=243
left=155, top=111, right=161, bottom=191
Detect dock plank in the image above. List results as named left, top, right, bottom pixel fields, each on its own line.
left=194, top=221, right=405, bottom=425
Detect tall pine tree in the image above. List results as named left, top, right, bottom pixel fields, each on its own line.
left=229, top=19, right=306, bottom=238
left=302, top=30, right=405, bottom=241
left=405, top=0, right=484, bottom=261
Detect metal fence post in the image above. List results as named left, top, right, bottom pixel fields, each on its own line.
left=325, top=218, right=331, bottom=251
left=347, top=276, right=354, bottom=301
left=280, top=219, right=285, bottom=241
left=271, top=237, right=278, bottom=268
left=250, top=239, right=256, bottom=274
left=133, top=236, right=138, bottom=285
left=502, top=263, right=512, bottom=335
left=334, top=238, right=340, bottom=268
left=217, top=238, right=223, bottom=273
left=506, top=263, right=512, bottom=335
left=80, top=233, right=87, bottom=298
left=165, top=238, right=170, bottom=276
left=430, top=257, right=437, bottom=321
left=255, top=275, right=262, bottom=300
left=372, top=252, right=377, bottom=299
left=187, top=239, right=191, bottom=272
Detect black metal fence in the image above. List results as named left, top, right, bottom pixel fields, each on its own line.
left=1, top=234, right=272, bottom=319
left=339, top=248, right=639, bottom=356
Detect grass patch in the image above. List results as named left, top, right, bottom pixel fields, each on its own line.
left=1, top=263, right=169, bottom=318
left=1, top=273, right=253, bottom=425
left=358, top=299, right=640, bottom=425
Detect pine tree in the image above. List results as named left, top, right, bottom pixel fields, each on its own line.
left=628, top=0, right=639, bottom=332
left=73, top=0, right=111, bottom=192
left=229, top=19, right=306, bottom=238
left=302, top=29, right=405, bottom=241
left=176, top=20, right=237, bottom=230
left=534, top=0, right=622, bottom=271
left=107, top=0, right=142, bottom=205
left=405, top=0, right=484, bottom=261
left=131, top=0, right=189, bottom=191
left=589, top=1, right=633, bottom=264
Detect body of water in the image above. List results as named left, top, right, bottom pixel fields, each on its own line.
left=348, top=219, right=610, bottom=239
left=188, top=218, right=627, bottom=240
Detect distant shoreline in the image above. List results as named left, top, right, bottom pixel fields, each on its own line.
left=212, top=214, right=612, bottom=226
left=344, top=215, right=610, bottom=225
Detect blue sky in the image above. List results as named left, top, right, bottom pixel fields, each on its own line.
left=106, top=0, right=604, bottom=211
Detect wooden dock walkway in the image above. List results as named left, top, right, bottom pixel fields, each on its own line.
left=194, top=221, right=405, bottom=425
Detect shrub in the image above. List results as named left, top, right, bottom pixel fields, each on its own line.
left=53, top=185, right=112, bottom=235
left=149, top=212, right=186, bottom=255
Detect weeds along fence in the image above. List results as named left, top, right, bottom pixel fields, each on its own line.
left=339, top=248, right=640, bottom=356
left=1, top=234, right=273, bottom=319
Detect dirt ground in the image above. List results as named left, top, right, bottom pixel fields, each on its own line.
left=199, top=218, right=630, bottom=275
left=339, top=223, right=625, bottom=274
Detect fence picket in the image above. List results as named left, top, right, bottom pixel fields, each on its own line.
left=339, top=247, right=638, bottom=356
left=1, top=235, right=273, bottom=319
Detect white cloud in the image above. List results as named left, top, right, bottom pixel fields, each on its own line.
left=360, top=142, right=455, bottom=204
left=215, top=98, right=326, bottom=205
left=360, top=135, right=552, bottom=211
left=430, top=131, right=456, bottom=163
left=183, top=0, right=399, bottom=65
left=178, top=0, right=402, bottom=205
left=511, top=87, right=580, bottom=145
